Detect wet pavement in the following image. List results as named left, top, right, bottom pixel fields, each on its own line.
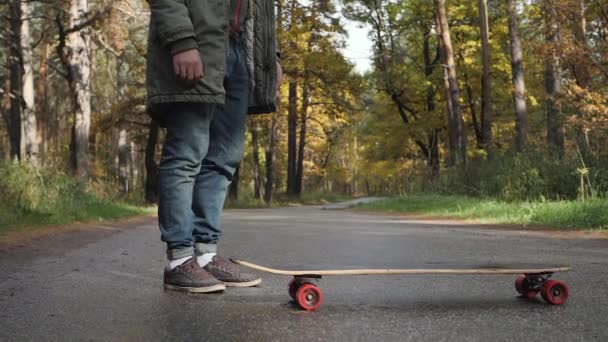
left=1, top=205, right=607, bottom=341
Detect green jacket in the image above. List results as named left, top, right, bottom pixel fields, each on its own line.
left=146, top=0, right=278, bottom=115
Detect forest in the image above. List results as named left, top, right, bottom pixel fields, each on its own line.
left=1, top=0, right=607, bottom=229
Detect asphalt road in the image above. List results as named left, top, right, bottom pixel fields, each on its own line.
left=1, top=205, right=607, bottom=341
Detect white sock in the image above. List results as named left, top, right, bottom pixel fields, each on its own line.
left=167, top=256, right=191, bottom=271
left=197, top=252, right=217, bottom=267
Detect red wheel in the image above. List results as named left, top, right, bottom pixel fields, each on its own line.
left=296, top=283, right=323, bottom=311
left=515, top=275, right=526, bottom=294
left=288, top=278, right=299, bottom=300
left=515, top=275, right=538, bottom=299
left=541, top=280, right=569, bottom=305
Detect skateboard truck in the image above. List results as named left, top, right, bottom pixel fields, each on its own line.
left=515, top=273, right=569, bottom=305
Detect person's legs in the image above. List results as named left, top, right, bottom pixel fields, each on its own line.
left=158, top=102, right=215, bottom=262
left=189, top=42, right=262, bottom=287
left=191, top=42, right=249, bottom=255
left=157, top=102, right=227, bottom=293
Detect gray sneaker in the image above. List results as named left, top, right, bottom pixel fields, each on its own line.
left=204, top=255, right=262, bottom=287
left=164, top=257, right=226, bottom=293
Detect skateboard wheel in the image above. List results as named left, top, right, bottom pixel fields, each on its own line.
left=541, top=280, right=569, bottom=305
left=515, top=275, right=526, bottom=295
left=288, top=278, right=299, bottom=300
left=296, top=283, right=323, bottom=311
left=515, top=275, right=538, bottom=299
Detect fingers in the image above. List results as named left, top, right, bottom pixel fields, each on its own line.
left=180, top=63, right=188, bottom=81
left=194, top=59, right=204, bottom=80
left=186, top=62, right=194, bottom=81
left=172, top=49, right=204, bottom=86
left=173, top=59, right=179, bottom=78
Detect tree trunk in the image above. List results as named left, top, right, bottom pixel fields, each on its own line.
left=118, top=129, right=129, bottom=195
left=478, top=0, right=492, bottom=151
left=19, top=0, right=38, bottom=165
left=228, top=166, right=240, bottom=200
left=463, top=70, right=483, bottom=147
left=130, top=140, right=138, bottom=191
left=8, top=1, right=22, bottom=161
left=572, top=0, right=592, bottom=155
left=436, top=0, right=467, bottom=166
left=572, top=0, right=591, bottom=87
left=250, top=117, right=263, bottom=201
left=116, top=56, right=128, bottom=196
left=543, top=0, right=564, bottom=156
left=69, top=0, right=92, bottom=179
left=438, top=36, right=455, bottom=166
left=295, top=81, right=309, bottom=196
left=144, top=120, right=159, bottom=204
left=423, top=29, right=440, bottom=179
left=1, top=78, right=10, bottom=149
left=264, top=112, right=278, bottom=204
left=506, top=0, right=528, bottom=152
left=287, top=81, right=298, bottom=196
left=36, top=15, right=50, bottom=162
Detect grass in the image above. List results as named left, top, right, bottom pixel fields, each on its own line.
left=358, top=193, right=608, bottom=230
left=0, top=162, right=150, bottom=237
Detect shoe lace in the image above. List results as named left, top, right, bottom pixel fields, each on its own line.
left=180, top=259, right=206, bottom=277
left=213, top=256, right=240, bottom=275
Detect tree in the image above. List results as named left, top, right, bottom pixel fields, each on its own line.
left=8, top=1, right=22, bottom=161
left=543, top=0, right=565, bottom=156
left=506, top=0, right=528, bottom=152
left=19, top=0, right=38, bottom=165
left=478, top=0, right=492, bottom=151
left=435, top=0, right=467, bottom=166
left=249, top=117, right=263, bottom=201
left=286, top=81, right=298, bottom=196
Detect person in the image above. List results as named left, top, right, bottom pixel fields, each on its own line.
left=146, top=0, right=281, bottom=293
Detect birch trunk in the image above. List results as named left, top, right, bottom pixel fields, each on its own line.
left=506, top=0, right=528, bottom=152
left=572, top=0, right=591, bottom=154
left=250, top=118, right=263, bottom=201
left=69, top=0, right=92, bottom=179
left=36, top=15, right=50, bottom=160
left=116, top=56, right=128, bottom=195
left=20, top=0, right=38, bottom=165
left=118, top=130, right=129, bottom=195
left=543, top=0, right=564, bottom=156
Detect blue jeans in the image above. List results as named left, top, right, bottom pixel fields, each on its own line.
left=158, top=42, right=249, bottom=260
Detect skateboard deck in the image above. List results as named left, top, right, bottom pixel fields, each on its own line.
left=232, top=259, right=571, bottom=311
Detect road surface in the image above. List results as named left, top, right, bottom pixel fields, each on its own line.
left=1, top=205, right=607, bottom=341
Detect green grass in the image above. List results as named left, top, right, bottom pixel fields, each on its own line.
left=359, top=194, right=608, bottom=230
left=0, top=162, right=150, bottom=236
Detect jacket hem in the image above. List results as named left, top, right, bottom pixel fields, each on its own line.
left=148, top=94, right=225, bottom=105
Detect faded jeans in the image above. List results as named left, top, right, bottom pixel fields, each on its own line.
left=157, top=42, right=248, bottom=260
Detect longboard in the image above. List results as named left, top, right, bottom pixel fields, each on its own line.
left=232, top=259, right=571, bottom=311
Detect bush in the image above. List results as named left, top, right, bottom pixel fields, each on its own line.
left=434, top=151, right=608, bottom=201
left=0, top=162, right=146, bottom=232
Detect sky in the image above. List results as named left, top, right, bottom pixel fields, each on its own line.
left=342, top=20, right=373, bottom=73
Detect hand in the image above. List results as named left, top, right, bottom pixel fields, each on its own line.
left=172, top=49, right=204, bottom=84
left=276, top=61, right=283, bottom=91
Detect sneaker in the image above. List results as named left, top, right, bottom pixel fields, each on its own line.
left=164, top=257, right=226, bottom=293
left=203, top=255, right=262, bottom=287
